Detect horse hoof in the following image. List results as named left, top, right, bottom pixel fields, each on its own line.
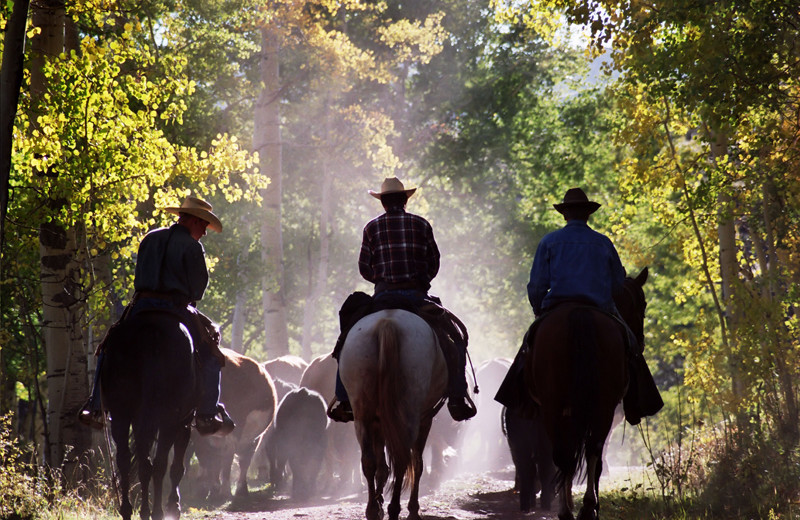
left=366, top=502, right=383, bottom=520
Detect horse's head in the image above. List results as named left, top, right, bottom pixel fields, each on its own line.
left=616, top=267, right=648, bottom=349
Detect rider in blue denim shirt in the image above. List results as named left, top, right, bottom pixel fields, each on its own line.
left=527, top=202, right=626, bottom=316
left=496, top=187, right=662, bottom=425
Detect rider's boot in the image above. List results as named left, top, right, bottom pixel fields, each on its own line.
left=326, top=399, right=354, bottom=423
left=445, top=339, right=477, bottom=421
left=327, top=369, right=354, bottom=423
left=195, top=403, right=236, bottom=436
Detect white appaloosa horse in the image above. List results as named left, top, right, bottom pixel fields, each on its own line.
left=338, top=309, right=447, bottom=520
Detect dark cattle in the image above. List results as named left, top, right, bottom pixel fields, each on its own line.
left=457, top=358, right=512, bottom=474
left=193, top=348, right=277, bottom=498
left=299, top=353, right=361, bottom=494
left=265, top=387, right=328, bottom=500
left=502, top=407, right=555, bottom=512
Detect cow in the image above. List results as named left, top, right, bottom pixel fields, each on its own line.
left=263, top=387, right=328, bottom=500
left=264, top=354, right=308, bottom=386
left=192, top=348, right=277, bottom=499
left=456, top=357, right=513, bottom=474
left=502, top=406, right=556, bottom=512
left=298, top=353, right=361, bottom=495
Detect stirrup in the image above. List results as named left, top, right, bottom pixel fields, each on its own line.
left=194, top=404, right=235, bottom=436
left=327, top=399, right=354, bottom=423
left=447, top=393, right=477, bottom=421
left=78, top=406, right=106, bottom=430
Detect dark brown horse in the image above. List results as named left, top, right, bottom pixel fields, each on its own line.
left=527, top=268, right=648, bottom=520
left=101, top=311, right=197, bottom=520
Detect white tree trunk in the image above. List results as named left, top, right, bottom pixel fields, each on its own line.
left=255, top=25, right=289, bottom=355
left=40, top=223, right=90, bottom=476
left=301, top=100, right=334, bottom=357
left=230, top=219, right=251, bottom=353
left=31, top=1, right=90, bottom=476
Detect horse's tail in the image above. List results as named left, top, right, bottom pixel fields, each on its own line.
left=555, top=307, right=598, bottom=488
left=376, top=318, right=415, bottom=490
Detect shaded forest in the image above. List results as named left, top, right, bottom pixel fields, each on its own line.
left=2, top=0, right=800, bottom=517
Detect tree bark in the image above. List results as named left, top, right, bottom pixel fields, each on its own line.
left=0, top=0, right=30, bottom=264
left=255, top=24, right=290, bottom=355
left=31, top=0, right=92, bottom=478
left=230, top=218, right=251, bottom=353
left=301, top=94, right=334, bottom=359
left=711, top=132, right=746, bottom=426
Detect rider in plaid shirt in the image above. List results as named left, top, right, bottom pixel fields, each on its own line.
left=327, top=177, right=476, bottom=423
left=358, top=206, right=440, bottom=291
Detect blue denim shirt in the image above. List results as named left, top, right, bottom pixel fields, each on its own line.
left=527, top=220, right=626, bottom=315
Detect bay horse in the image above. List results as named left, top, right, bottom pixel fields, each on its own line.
left=527, top=267, right=648, bottom=520
left=100, top=311, right=197, bottom=520
left=338, top=309, right=448, bottom=520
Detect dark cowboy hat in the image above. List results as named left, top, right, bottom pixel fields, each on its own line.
left=369, top=177, right=417, bottom=200
left=163, top=196, right=223, bottom=232
left=553, top=187, right=601, bottom=215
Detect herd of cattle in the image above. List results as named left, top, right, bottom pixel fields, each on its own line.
left=181, top=350, right=562, bottom=512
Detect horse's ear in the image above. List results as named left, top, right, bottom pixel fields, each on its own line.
left=635, top=266, right=649, bottom=286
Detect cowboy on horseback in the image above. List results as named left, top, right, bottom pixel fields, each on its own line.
left=79, top=195, right=235, bottom=436
left=496, top=187, right=662, bottom=424
left=327, top=177, right=477, bottom=423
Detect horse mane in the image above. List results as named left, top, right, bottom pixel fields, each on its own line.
left=376, top=318, right=415, bottom=491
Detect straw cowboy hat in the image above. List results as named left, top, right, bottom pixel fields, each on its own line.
left=163, top=196, right=223, bottom=232
left=553, top=187, right=601, bottom=215
left=369, top=177, right=417, bottom=200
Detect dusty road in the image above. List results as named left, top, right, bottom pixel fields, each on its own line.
left=183, top=468, right=557, bottom=520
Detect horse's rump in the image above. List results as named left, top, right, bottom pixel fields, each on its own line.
left=529, top=304, right=627, bottom=482
left=101, top=311, right=196, bottom=424
left=339, top=309, right=447, bottom=492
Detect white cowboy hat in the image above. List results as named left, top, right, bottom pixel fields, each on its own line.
left=368, top=177, right=417, bottom=199
left=163, top=196, right=223, bottom=232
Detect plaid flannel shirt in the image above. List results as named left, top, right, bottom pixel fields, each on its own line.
left=359, top=207, right=440, bottom=288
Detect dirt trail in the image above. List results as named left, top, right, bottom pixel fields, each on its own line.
left=183, top=468, right=557, bottom=520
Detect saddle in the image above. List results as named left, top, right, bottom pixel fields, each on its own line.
left=495, top=302, right=662, bottom=424
left=96, top=304, right=225, bottom=366
left=332, top=291, right=468, bottom=361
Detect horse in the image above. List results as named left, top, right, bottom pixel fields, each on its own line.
left=100, top=311, right=197, bottom=520
left=527, top=267, right=648, bottom=520
left=338, top=309, right=448, bottom=520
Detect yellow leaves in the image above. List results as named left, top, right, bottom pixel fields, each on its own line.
left=377, top=13, right=447, bottom=65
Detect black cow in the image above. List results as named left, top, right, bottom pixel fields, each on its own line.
left=502, top=406, right=556, bottom=512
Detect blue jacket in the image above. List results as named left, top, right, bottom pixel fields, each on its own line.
left=527, top=220, right=625, bottom=315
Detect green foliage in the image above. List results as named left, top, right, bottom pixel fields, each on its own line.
left=0, top=416, right=47, bottom=520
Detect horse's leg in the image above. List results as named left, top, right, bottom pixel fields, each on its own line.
left=359, top=420, right=383, bottom=520
left=387, top=467, right=404, bottom=520
left=578, top=450, right=602, bottom=520
left=137, top=441, right=154, bottom=520
left=407, top=417, right=433, bottom=520
left=557, top=476, right=575, bottom=520
left=375, top=435, right=388, bottom=509
left=150, top=426, right=178, bottom=520
left=111, top=419, right=134, bottom=520
left=235, top=440, right=257, bottom=497
left=166, top=422, right=192, bottom=519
